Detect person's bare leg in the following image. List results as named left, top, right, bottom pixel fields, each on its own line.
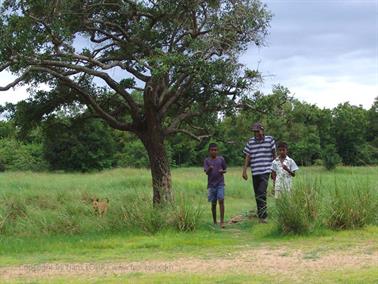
left=211, top=201, right=217, bottom=224
left=219, top=200, right=225, bottom=228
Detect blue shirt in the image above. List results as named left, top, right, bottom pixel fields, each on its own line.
left=204, top=156, right=227, bottom=188
left=243, top=135, right=275, bottom=176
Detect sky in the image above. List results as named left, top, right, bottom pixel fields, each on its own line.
left=0, top=0, right=377, bottom=109
left=241, top=0, right=378, bottom=109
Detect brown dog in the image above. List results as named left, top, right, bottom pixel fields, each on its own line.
left=92, top=198, right=109, bottom=217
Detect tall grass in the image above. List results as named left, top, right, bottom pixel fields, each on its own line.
left=324, top=178, right=377, bottom=230
left=273, top=177, right=321, bottom=234
left=171, top=194, right=204, bottom=232
left=273, top=172, right=378, bottom=234
left=122, top=192, right=203, bottom=234
left=0, top=167, right=377, bottom=237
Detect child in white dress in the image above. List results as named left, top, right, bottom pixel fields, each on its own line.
left=271, top=142, right=299, bottom=198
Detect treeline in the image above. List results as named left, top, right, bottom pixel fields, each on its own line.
left=0, top=87, right=377, bottom=172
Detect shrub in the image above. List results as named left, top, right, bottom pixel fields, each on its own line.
left=273, top=179, right=320, bottom=234
left=322, top=144, right=341, bottom=170
left=42, top=118, right=116, bottom=172
left=0, top=138, right=48, bottom=171
left=313, top=159, right=323, bottom=166
left=115, top=140, right=149, bottom=168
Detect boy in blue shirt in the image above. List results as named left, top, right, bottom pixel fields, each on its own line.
left=204, top=143, right=227, bottom=228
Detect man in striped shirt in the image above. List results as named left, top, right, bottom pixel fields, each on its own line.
left=242, top=122, right=276, bottom=223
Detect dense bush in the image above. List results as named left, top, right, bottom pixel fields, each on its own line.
left=322, top=144, right=341, bottom=170
left=0, top=138, right=48, bottom=171
left=42, top=118, right=116, bottom=172
left=114, top=139, right=149, bottom=168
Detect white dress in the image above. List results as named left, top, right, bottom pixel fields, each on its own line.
left=271, top=156, right=299, bottom=198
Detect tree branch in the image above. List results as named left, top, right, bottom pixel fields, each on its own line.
left=0, top=62, right=11, bottom=72
left=86, top=26, right=126, bottom=44
left=29, top=58, right=141, bottom=119
left=165, top=128, right=210, bottom=141
left=91, top=43, right=117, bottom=57
left=0, top=71, right=30, bottom=91
left=158, top=74, right=192, bottom=116
left=29, top=66, right=136, bottom=132
left=166, top=110, right=201, bottom=130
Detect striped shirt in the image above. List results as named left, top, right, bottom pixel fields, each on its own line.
left=243, top=135, right=276, bottom=176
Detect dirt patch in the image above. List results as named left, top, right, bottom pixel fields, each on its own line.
left=1, top=246, right=377, bottom=281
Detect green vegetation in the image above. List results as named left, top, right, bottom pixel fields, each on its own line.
left=274, top=179, right=320, bottom=234
left=1, top=96, right=377, bottom=173
left=0, top=167, right=377, bottom=282
left=0, top=167, right=376, bottom=239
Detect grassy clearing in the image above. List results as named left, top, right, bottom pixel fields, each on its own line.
left=0, top=167, right=377, bottom=282
left=0, top=167, right=377, bottom=237
left=1, top=225, right=377, bottom=266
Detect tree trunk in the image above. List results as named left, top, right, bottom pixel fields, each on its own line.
left=140, top=127, right=173, bottom=206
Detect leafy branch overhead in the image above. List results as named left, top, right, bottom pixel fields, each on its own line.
left=0, top=0, right=271, bottom=139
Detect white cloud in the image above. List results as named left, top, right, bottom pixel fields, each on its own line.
left=240, top=0, right=378, bottom=109
left=250, top=51, right=378, bottom=109
left=287, top=76, right=377, bottom=108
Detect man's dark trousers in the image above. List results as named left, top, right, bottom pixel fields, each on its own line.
left=252, top=173, right=269, bottom=219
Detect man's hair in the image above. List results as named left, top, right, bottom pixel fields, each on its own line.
left=208, top=143, right=218, bottom=150
left=277, top=141, right=288, bottom=149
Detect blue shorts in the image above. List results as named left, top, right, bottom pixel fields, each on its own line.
left=208, top=186, right=225, bottom=202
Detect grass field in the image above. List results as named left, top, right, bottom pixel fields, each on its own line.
left=0, top=166, right=377, bottom=283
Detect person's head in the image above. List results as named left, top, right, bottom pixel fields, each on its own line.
left=277, top=141, right=288, bottom=158
left=208, top=143, right=218, bottom=158
left=251, top=122, right=264, bottom=139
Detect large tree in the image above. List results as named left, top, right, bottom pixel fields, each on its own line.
left=0, top=0, right=271, bottom=204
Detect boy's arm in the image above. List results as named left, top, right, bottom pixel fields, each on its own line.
left=242, top=154, right=250, bottom=180
left=289, top=159, right=299, bottom=177
left=271, top=138, right=276, bottom=160
left=271, top=170, right=277, bottom=181
left=271, top=161, right=277, bottom=180
left=219, top=157, right=227, bottom=174
left=270, top=170, right=276, bottom=195
left=204, top=159, right=213, bottom=175
left=282, top=164, right=295, bottom=177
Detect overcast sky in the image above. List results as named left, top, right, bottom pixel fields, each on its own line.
left=0, top=0, right=377, bottom=109
left=241, top=0, right=378, bottom=109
